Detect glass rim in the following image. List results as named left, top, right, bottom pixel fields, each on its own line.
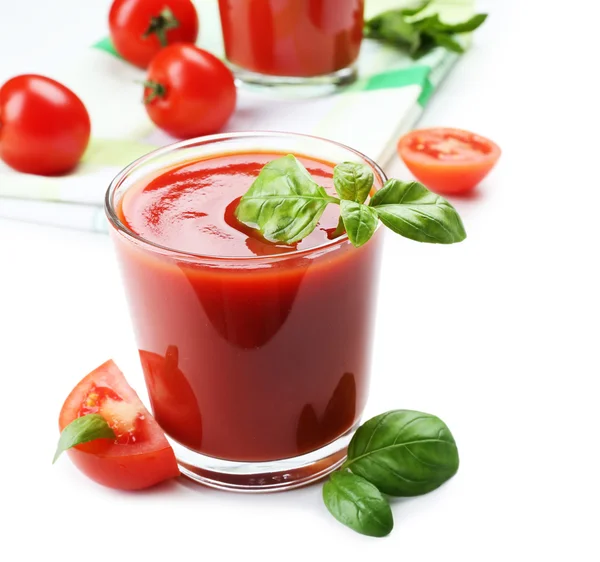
left=104, top=131, right=387, bottom=264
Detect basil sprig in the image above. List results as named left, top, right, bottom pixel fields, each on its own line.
left=323, top=410, right=459, bottom=537
left=364, top=0, right=488, bottom=58
left=53, top=414, right=115, bottom=463
left=235, top=155, right=466, bottom=248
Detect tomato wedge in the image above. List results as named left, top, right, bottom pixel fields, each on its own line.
left=58, top=360, right=179, bottom=490
left=397, top=127, right=501, bottom=195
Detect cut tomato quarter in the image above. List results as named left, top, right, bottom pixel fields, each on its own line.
left=57, top=360, right=179, bottom=490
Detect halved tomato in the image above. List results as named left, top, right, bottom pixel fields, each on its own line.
left=397, top=127, right=501, bottom=195
left=58, top=360, right=179, bottom=490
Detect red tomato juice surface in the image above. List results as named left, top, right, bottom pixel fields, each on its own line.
left=218, top=0, right=364, bottom=77
left=113, top=151, right=382, bottom=462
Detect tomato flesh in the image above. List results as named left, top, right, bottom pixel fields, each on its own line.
left=398, top=127, right=501, bottom=195
left=77, top=385, right=145, bottom=445
left=58, top=360, right=179, bottom=490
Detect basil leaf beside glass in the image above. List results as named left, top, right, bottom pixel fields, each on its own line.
left=364, top=3, right=488, bottom=58
left=323, top=471, right=394, bottom=538
left=345, top=410, right=460, bottom=497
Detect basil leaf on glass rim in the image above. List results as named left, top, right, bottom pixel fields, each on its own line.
left=370, top=179, right=466, bottom=244
left=53, top=414, right=115, bottom=463
left=323, top=471, right=393, bottom=537
left=235, top=154, right=337, bottom=244
left=333, top=161, right=374, bottom=204
left=344, top=409, right=459, bottom=496
left=340, top=200, right=379, bottom=248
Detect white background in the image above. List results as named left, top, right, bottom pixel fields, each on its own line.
left=1, top=1, right=599, bottom=561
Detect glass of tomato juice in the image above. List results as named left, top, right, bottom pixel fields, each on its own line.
left=105, top=132, right=385, bottom=491
left=217, top=0, right=364, bottom=88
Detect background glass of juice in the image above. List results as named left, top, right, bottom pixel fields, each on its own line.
left=218, top=0, right=364, bottom=88
left=105, top=132, right=385, bottom=491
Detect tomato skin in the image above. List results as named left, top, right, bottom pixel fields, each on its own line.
left=58, top=360, right=179, bottom=490
left=144, top=44, right=236, bottom=139
left=109, top=0, right=199, bottom=69
left=0, top=75, right=90, bottom=176
left=398, top=127, right=501, bottom=195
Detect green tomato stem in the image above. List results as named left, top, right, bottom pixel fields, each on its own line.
left=142, top=7, right=180, bottom=48
left=143, top=80, right=167, bottom=104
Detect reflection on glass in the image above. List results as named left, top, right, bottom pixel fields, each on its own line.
left=139, top=346, right=203, bottom=450
left=296, top=372, right=357, bottom=455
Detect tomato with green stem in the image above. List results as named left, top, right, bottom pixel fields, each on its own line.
left=109, top=0, right=199, bottom=69
left=57, top=360, right=179, bottom=490
left=0, top=75, right=90, bottom=176
left=143, top=44, right=236, bottom=139
left=397, top=127, right=501, bottom=195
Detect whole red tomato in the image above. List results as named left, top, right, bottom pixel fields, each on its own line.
left=109, top=0, right=199, bottom=69
left=0, top=75, right=91, bottom=176
left=143, top=44, right=237, bottom=139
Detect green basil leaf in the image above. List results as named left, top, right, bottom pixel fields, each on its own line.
left=364, top=10, right=421, bottom=52
left=340, top=200, right=379, bottom=248
left=429, top=32, right=465, bottom=53
left=330, top=216, right=346, bottom=238
left=433, top=13, right=488, bottom=34
left=235, top=154, right=335, bottom=244
left=323, top=471, right=393, bottom=537
left=53, top=414, right=115, bottom=464
left=333, top=162, right=374, bottom=204
left=369, top=179, right=466, bottom=244
left=412, top=13, right=443, bottom=31
left=401, top=0, right=432, bottom=17
left=366, top=8, right=487, bottom=57
left=346, top=410, right=459, bottom=496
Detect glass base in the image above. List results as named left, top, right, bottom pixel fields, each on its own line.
left=228, top=62, right=358, bottom=98
left=172, top=421, right=359, bottom=492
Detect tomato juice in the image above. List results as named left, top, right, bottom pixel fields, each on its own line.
left=218, top=0, right=364, bottom=78
left=106, top=134, right=385, bottom=489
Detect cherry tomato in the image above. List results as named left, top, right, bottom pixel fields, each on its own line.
left=109, top=0, right=199, bottom=69
left=143, top=44, right=236, bottom=139
left=0, top=75, right=90, bottom=176
left=58, top=359, right=179, bottom=490
left=397, top=127, right=501, bottom=195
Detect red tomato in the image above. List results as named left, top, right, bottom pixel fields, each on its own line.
left=0, top=75, right=90, bottom=176
left=143, top=44, right=236, bottom=139
left=58, top=359, right=179, bottom=490
left=397, top=127, right=501, bottom=195
left=109, top=0, right=199, bottom=69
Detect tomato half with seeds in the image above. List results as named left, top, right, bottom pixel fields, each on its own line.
left=109, top=0, right=199, bottom=69
left=397, top=127, right=501, bottom=195
left=58, top=360, right=179, bottom=490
